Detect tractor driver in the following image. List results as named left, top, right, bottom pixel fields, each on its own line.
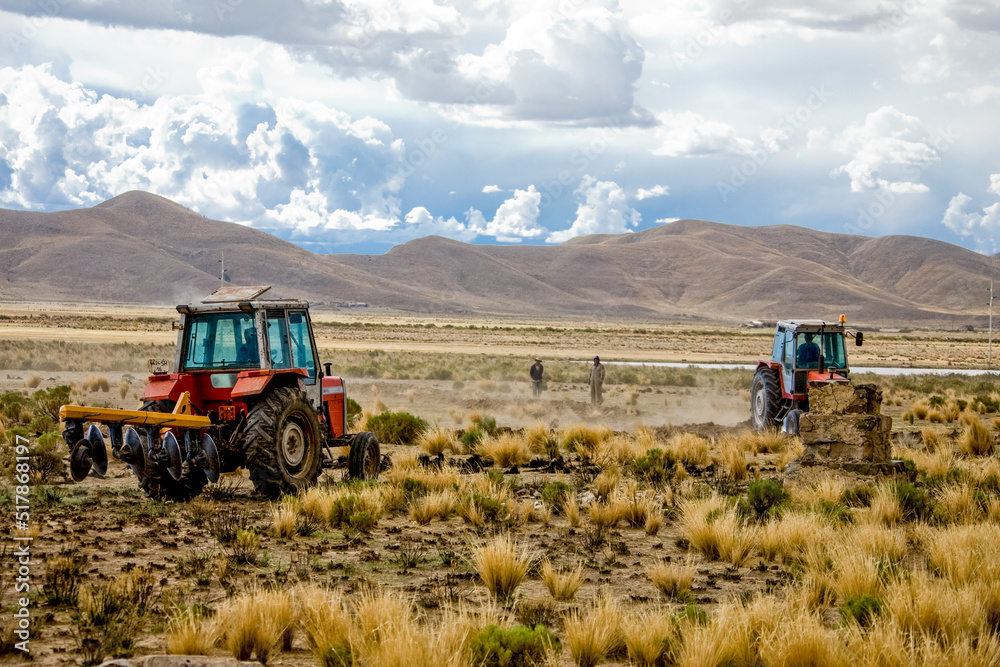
left=237, top=326, right=260, bottom=365
left=796, top=333, right=821, bottom=368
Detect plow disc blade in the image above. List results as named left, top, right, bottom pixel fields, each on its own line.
left=162, top=431, right=183, bottom=481
left=69, top=440, right=93, bottom=482
left=202, top=433, right=220, bottom=483
left=85, top=424, right=108, bottom=477
left=123, top=427, right=145, bottom=477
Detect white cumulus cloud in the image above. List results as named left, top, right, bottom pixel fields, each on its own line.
left=651, top=111, right=754, bottom=157
left=830, top=106, right=942, bottom=194
left=546, top=176, right=640, bottom=243
left=467, top=185, right=545, bottom=242
left=636, top=184, right=670, bottom=200
left=481, top=184, right=502, bottom=193
left=942, top=193, right=1000, bottom=253
left=0, top=60, right=405, bottom=234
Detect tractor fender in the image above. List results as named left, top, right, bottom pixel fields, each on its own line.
left=232, top=368, right=308, bottom=398
left=141, top=373, right=196, bottom=404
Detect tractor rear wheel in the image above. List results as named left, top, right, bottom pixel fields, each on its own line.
left=348, top=431, right=381, bottom=481
left=750, top=368, right=782, bottom=431
left=245, top=387, right=323, bottom=498
left=136, top=400, right=209, bottom=502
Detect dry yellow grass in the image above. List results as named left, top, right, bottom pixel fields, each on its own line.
left=593, top=434, right=646, bottom=469
left=588, top=500, right=624, bottom=531
left=563, top=590, right=623, bottom=667
left=936, top=483, right=983, bottom=524
left=593, top=470, right=621, bottom=502
left=301, top=487, right=334, bottom=525
left=561, top=424, right=613, bottom=460
left=541, top=559, right=584, bottom=601
left=925, top=523, right=1000, bottom=585
left=863, top=483, right=902, bottom=525
left=957, top=412, right=994, bottom=456
left=295, top=585, right=353, bottom=666
left=352, top=587, right=414, bottom=647
left=471, top=534, right=532, bottom=603
left=270, top=497, right=298, bottom=538
left=622, top=609, right=677, bottom=667
left=166, top=607, right=217, bottom=655
left=716, top=435, right=748, bottom=481
left=758, top=512, right=831, bottom=562
left=563, top=496, right=581, bottom=528
left=477, top=433, right=531, bottom=468
left=418, top=427, right=459, bottom=456
left=646, top=559, right=694, bottom=599
left=408, top=489, right=457, bottom=525
left=219, top=589, right=289, bottom=663
left=666, top=432, right=711, bottom=465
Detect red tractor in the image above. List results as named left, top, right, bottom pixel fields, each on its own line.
left=60, top=286, right=381, bottom=500
left=750, top=317, right=863, bottom=433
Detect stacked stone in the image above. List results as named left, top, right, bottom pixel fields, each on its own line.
left=799, top=383, right=892, bottom=468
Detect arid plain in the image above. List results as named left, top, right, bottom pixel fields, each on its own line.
left=0, top=304, right=999, bottom=666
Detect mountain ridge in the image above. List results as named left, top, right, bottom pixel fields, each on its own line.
left=0, top=191, right=990, bottom=325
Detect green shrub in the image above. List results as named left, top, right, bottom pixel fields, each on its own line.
left=678, top=604, right=708, bottom=625
left=365, top=411, right=428, bottom=445
left=29, top=414, right=55, bottom=434
left=893, top=482, right=934, bottom=522
left=629, top=448, right=674, bottom=486
left=348, top=511, right=376, bottom=534
left=329, top=495, right=358, bottom=526
left=0, top=392, right=27, bottom=422
left=468, top=624, right=559, bottom=667
left=32, top=385, right=71, bottom=421
left=812, top=499, right=852, bottom=524
left=461, top=428, right=484, bottom=452
left=973, top=395, right=999, bottom=413
left=471, top=415, right=498, bottom=436
left=840, top=594, right=884, bottom=628
left=738, top=479, right=789, bottom=522
left=541, top=481, right=572, bottom=508
left=32, top=432, right=66, bottom=482
left=842, top=485, right=873, bottom=508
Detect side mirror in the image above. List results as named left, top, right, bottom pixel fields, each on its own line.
left=322, top=362, right=332, bottom=377
left=855, top=331, right=864, bottom=347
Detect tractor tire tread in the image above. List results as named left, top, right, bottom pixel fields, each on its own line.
left=245, top=387, right=322, bottom=499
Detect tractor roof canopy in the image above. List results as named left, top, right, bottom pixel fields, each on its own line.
left=177, top=285, right=310, bottom=315
left=777, top=319, right=846, bottom=333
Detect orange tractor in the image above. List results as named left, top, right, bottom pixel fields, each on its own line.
left=59, top=286, right=381, bottom=500
left=750, top=317, right=863, bottom=433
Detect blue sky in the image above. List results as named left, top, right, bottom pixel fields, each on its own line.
left=0, top=0, right=998, bottom=254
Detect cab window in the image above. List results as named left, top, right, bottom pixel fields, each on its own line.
left=266, top=312, right=291, bottom=370
left=183, top=312, right=258, bottom=370
left=771, top=327, right=785, bottom=362
left=288, top=310, right=318, bottom=385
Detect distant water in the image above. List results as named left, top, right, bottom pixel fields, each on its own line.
left=607, top=361, right=998, bottom=376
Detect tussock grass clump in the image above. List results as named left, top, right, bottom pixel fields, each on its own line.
left=472, top=534, right=533, bottom=603
left=219, top=589, right=288, bottom=663
left=44, top=551, right=85, bottom=606
left=717, top=435, right=748, bottom=481
left=958, top=412, right=994, bottom=456
left=666, top=432, right=710, bottom=465
left=647, top=559, right=694, bottom=599
left=563, top=590, right=623, bottom=667
left=270, top=496, right=298, bottom=538
left=74, top=566, right=156, bottom=662
left=758, top=611, right=843, bottom=667
left=594, top=434, right=645, bottom=469
left=925, top=523, right=1000, bottom=585
left=478, top=433, right=531, bottom=468
left=353, top=587, right=414, bottom=647
left=588, top=500, right=624, bottom=531
left=936, top=483, right=983, bottom=524
left=419, top=427, right=459, bottom=456
left=409, top=489, right=457, bottom=525
left=622, top=609, right=676, bottom=667
left=758, top=512, right=831, bottom=562
left=564, top=496, right=581, bottom=528
left=525, top=423, right=560, bottom=459
left=541, top=560, right=584, bottom=601
left=166, top=607, right=217, bottom=656
left=295, top=586, right=353, bottom=667
left=561, top=424, right=613, bottom=460
left=301, top=487, right=334, bottom=524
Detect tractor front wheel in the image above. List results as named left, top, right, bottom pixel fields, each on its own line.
left=348, top=431, right=381, bottom=481
left=245, top=387, right=323, bottom=498
left=750, top=368, right=782, bottom=431
left=135, top=400, right=209, bottom=502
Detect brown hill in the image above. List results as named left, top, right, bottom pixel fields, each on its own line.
left=0, top=191, right=991, bottom=325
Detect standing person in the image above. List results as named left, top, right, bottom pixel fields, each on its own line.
left=530, top=357, right=545, bottom=397
left=589, top=356, right=605, bottom=406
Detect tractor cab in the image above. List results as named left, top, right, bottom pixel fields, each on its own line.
left=751, top=316, right=863, bottom=431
